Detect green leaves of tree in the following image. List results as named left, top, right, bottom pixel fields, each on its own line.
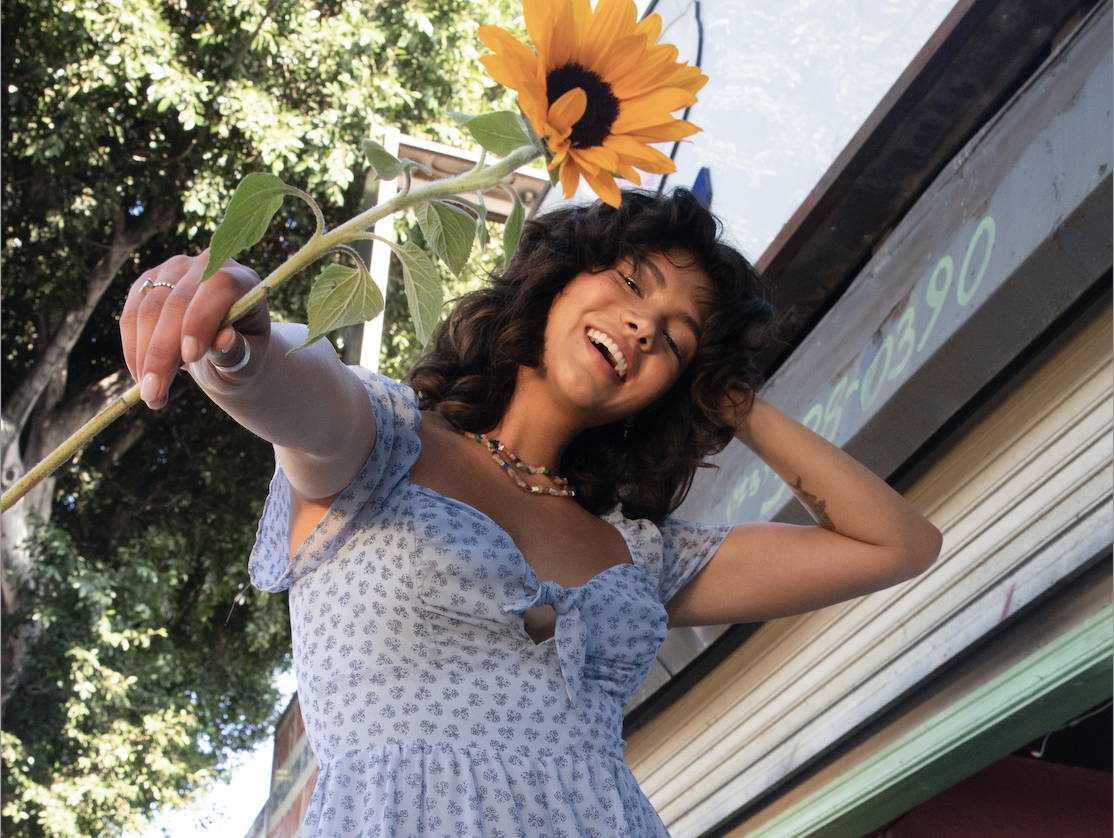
left=453, top=111, right=533, bottom=157
left=416, top=201, right=475, bottom=276
left=203, top=173, right=288, bottom=281
left=300, top=262, right=384, bottom=350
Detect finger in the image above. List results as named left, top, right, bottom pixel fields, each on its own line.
left=180, top=260, right=264, bottom=364
left=135, top=256, right=196, bottom=407
left=213, top=326, right=238, bottom=353
left=121, top=269, right=157, bottom=382
left=207, top=328, right=250, bottom=372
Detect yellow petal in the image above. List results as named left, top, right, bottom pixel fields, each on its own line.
left=477, top=25, right=538, bottom=67
left=547, top=87, right=587, bottom=133
left=569, top=150, right=599, bottom=175
left=586, top=34, right=646, bottom=86
left=583, top=166, right=622, bottom=207
left=624, top=119, right=701, bottom=143
left=560, top=158, right=583, bottom=198
left=478, top=24, right=550, bottom=133
left=544, top=121, right=574, bottom=157
left=523, top=0, right=555, bottom=62
left=547, top=149, right=565, bottom=171
left=518, top=84, right=553, bottom=139
left=609, top=51, right=696, bottom=99
left=616, top=164, right=642, bottom=185
left=634, top=12, right=662, bottom=43
left=546, top=3, right=580, bottom=68
left=527, top=0, right=589, bottom=69
left=580, top=0, right=637, bottom=70
left=479, top=54, right=532, bottom=94
left=611, top=87, right=697, bottom=134
left=604, top=134, right=676, bottom=174
left=575, top=144, right=620, bottom=173
left=673, top=67, right=709, bottom=96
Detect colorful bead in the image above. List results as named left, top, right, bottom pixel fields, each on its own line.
left=462, top=431, right=575, bottom=498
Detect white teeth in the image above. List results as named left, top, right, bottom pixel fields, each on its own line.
left=586, top=328, right=628, bottom=380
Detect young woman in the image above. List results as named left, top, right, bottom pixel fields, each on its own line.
left=120, top=188, right=941, bottom=837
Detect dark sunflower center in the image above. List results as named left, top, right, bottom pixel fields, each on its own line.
left=546, top=63, right=619, bottom=149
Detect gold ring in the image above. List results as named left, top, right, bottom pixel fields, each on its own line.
left=141, top=279, right=176, bottom=292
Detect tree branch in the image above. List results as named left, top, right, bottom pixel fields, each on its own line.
left=1, top=202, right=178, bottom=444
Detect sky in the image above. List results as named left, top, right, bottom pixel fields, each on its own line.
left=131, top=1, right=955, bottom=835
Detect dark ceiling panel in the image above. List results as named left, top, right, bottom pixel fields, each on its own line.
left=756, top=0, right=1102, bottom=374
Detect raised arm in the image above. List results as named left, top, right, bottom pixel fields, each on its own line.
left=665, top=395, right=943, bottom=628
left=120, top=252, right=375, bottom=501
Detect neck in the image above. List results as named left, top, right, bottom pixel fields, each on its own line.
left=486, top=373, right=586, bottom=470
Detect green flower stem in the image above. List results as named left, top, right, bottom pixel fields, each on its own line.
left=1, top=143, right=543, bottom=514
left=216, top=143, right=541, bottom=331
left=2, top=386, right=142, bottom=513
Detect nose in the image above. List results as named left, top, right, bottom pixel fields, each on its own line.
left=625, top=312, right=659, bottom=349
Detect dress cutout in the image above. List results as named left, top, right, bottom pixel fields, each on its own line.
left=249, top=368, right=731, bottom=837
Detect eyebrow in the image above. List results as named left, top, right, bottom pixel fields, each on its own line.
left=635, top=257, right=704, bottom=340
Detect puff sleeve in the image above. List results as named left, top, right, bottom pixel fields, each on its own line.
left=656, top=517, right=732, bottom=605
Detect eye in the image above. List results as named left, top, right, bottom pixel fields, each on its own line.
left=618, top=269, right=642, bottom=296
left=664, top=331, right=684, bottom=363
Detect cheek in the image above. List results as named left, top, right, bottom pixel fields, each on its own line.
left=641, top=362, right=684, bottom=405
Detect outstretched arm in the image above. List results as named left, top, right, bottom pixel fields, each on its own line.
left=666, top=395, right=942, bottom=628
left=120, top=252, right=375, bottom=501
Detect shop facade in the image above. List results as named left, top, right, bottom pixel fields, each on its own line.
left=623, top=1, right=1112, bottom=835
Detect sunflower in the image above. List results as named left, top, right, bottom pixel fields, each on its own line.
left=479, top=0, right=707, bottom=207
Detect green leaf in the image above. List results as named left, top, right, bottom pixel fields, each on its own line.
left=395, top=240, right=443, bottom=346
left=458, top=111, right=533, bottom=157
left=361, top=138, right=402, bottom=180
left=417, top=201, right=475, bottom=276
left=502, top=190, right=524, bottom=271
left=203, top=174, right=287, bottom=281
left=297, top=263, right=384, bottom=350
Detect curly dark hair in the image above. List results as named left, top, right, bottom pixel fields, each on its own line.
left=407, top=188, right=777, bottom=523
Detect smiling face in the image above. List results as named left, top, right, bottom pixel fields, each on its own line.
left=522, top=248, right=712, bottom=430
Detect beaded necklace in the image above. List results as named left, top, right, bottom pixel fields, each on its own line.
left=461, top=431, right=574, bottom=497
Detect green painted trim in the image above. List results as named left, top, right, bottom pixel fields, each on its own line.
left=742, top=606, right=1113, bottom=838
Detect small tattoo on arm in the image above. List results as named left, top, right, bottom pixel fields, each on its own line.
left=790, top=477, right=836, bottom=531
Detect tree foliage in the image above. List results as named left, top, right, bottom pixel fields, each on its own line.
left=1, top=0, right=517, bottom=834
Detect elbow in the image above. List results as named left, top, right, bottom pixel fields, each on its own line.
left=903, top=524, right=943, bottom=577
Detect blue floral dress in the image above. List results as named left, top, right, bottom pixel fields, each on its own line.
left=249, top=369, right=730, bottom=837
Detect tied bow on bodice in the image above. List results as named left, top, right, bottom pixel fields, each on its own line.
left=502, top=579, right=590, bottom=712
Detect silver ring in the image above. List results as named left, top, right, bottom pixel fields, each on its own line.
left=209, top=332, right=252, bottom=373
left=141, top=279, right=176, bottom=292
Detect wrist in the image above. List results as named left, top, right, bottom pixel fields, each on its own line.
left=730, top=394, right=769, bottom=448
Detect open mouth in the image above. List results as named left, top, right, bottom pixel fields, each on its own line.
left=586, top=328, right=628, bottom=380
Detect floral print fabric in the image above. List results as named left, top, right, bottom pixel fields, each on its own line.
left=249, top=368, right=731, bottom=837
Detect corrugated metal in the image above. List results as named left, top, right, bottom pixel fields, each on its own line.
left=625, top=303, right=1113, bottom=836
left=733, top=603, right=1113, bottom=838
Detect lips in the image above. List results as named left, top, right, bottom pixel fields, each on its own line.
left=586, top=327, right=629, bottom=380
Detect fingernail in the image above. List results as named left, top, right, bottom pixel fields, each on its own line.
left=182, top=336, right=201, bottom=364
left=140, top=373, right=160, bottom=406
